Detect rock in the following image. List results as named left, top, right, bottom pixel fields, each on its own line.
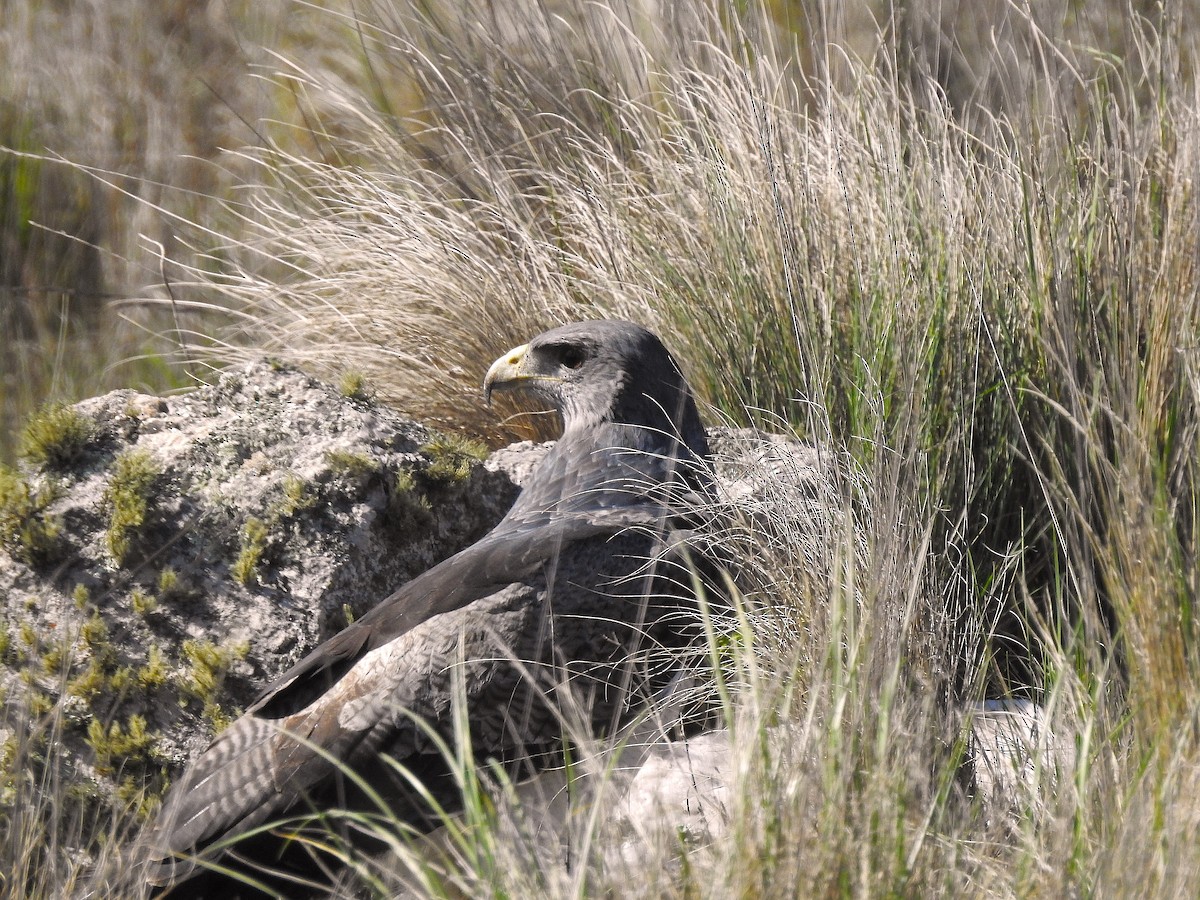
left=483, top=439, right=552, bottom=487
left=0, top=363, right=516, bottom=810
left=490, top=726, right=734, bottom=875
left=394, top=699, right=1066, bottom=887
left=609, top=728, right=732, bottom=864
left=708, top=427, right=833, bottom=519
left=962, top=698, right=1074, bottom=814
left=381, top=679, right=734, bottom=894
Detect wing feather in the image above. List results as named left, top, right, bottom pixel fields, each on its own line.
left=246, top=505, right=651, bottom=719
left=149, top=482, right=662, bottom=882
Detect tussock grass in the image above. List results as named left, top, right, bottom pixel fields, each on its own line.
left=4, top=0, right=1200, bottom=896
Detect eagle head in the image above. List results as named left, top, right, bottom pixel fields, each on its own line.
left=483, top=319, right=705, bottom=454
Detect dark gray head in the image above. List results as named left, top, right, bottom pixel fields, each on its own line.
left=484, top=319, right=707, bottom=454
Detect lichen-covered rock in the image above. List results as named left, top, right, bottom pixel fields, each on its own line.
left=0, top=362, right=517, bottom=817
left=962, top=698, right=1074, bottom=816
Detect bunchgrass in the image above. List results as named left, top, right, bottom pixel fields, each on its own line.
left=5, top=0, right=1200, bottom=896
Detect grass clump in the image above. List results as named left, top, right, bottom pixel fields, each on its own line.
left=102, top=449, right=160, bottom=566
left=136, top=645, right=169, bottom=691
left=85, top=714, right=156, bottom=778
left=0, top=465, right=61, bottom=566
left=274, top=474, right=315, bottom=519
left=0, top=617, right=172, bottom=891
left=0, top=687, right=152, bottom=895
left=231, top=516, right=268, bottom=585
left=339, top=370, right=374, bottom=403
left=180, top=638, right=248, bottom=734
left=129, top=587, right=156, bottom=617
left=18, top=403, right=95, bottom=471
left=325, top=449, right=379, bottom=483
left=154, top=566, right=190, bottom=602
left=232, top=476, right=320, bottom=585
left=420, top=434, right=488, bottom=486
left=387, top=468, right=434, bottom=532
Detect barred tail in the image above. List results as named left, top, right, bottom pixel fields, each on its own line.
left=144, top=715, right=287, bottom=886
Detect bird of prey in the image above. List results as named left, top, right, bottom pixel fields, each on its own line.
left=143, top=319, right=714, bottom=896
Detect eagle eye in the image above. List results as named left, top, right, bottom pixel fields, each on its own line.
left=558, top=346, right=586, bottom=370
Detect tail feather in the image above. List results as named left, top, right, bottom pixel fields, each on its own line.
left=145, top=716, right=287, bottom=885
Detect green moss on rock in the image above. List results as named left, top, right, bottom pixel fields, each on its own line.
left=130, top=587, right=156, bottom=617
left=231, top=516, right=268, bottom=585
left=388, top=468, right=434, bottom=531
left=137, top=645, right=169, bottom=690
left=19, top=402, right=96, bottom=471
left=180, top=639, right=248, bottom=735
left=103, top=450, right=161, bottom=566
left=85, top=714, right=156, bottom=777
left=180, top=638, right=247, bottom=704
left=274, top=474, right=315, bottom=519
left=325, top=449, right=379, bottom=482
left=0, top=465, right=63, bottom=566
left=420, top=434, right=488, bottom=485
left=338, top=370, right=374, bottom=403
left=67, top=658, right=108, bottom=702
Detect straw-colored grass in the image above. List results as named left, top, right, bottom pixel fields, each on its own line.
left=0, top=0, right=372, bottom=461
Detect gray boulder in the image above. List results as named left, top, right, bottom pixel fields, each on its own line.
left=0, top=363, right=516, bottom=812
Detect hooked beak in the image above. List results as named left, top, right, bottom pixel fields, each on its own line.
left=483, top=343, right=529, bottom=407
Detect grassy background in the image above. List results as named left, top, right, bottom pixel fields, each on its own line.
left=0, top=0, right=368, bottom=461
left=4, top=0, right=1200, bottom=896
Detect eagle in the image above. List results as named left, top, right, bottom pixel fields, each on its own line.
left=143, top=319, right=715, bottom=896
